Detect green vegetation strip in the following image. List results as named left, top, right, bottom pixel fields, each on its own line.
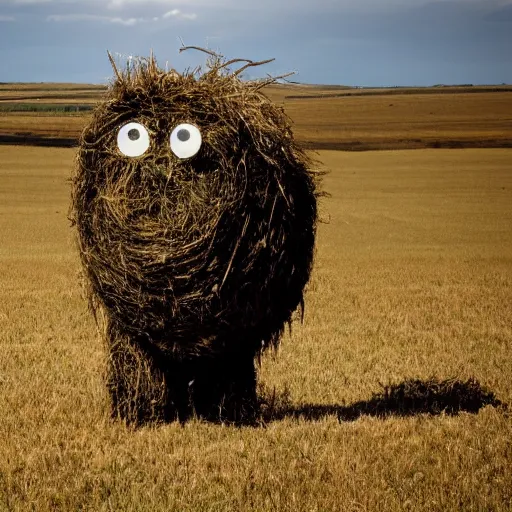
left=0, top=103, right=94, bottom=113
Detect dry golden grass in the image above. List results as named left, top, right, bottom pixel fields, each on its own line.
left=0, top=83, right=105, bottom=102
left=1, top=83, right=511, bottom=150
left=0, top=114, right=86, bottom=138
left=0, top=145, right=511, bottom=511
left=281, top=91, right=512, bottom=150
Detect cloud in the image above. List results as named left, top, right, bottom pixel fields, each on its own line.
left=163, top=9, right=197, bottom=20
left=0, top=15, right=16, bottom=21
left=8, top=0, right=55, bottom=3
left=6, top=0, right=202, bottom=5
left=163, top=8, right=179, bottom=17
left=2, top=0, right=420, bottom=7
left=107, top=0, right=179, bottom=7
left=45, top=9, right=196, bottom=24
left=46, top=13, right=149, bottom=25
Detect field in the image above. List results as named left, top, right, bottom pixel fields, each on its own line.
left=1, top=82, right=511, bottom=150
left=1, top=142, right=511, bottom=510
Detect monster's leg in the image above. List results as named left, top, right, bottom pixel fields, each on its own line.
left=187, top=348, right=259, bottom=424
left=106, top=322, right=170, bottom=425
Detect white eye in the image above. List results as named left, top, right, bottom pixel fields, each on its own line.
left=117, top=122, right=150, bottom=157
left=170, top=123, right=202, bottom=159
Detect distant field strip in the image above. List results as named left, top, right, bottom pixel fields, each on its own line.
left=1, top=85, right=510, bottom=151
left=285, top=86, right=512, bottom=99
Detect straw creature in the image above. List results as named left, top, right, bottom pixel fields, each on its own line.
left=71, top=48, right=319, bottom=425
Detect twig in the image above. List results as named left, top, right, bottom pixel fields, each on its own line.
left=179, top=45, right=222, bottom=59
left=233, top=58, right=275, bottom=77
left=218, top=58, right=254, bottom=71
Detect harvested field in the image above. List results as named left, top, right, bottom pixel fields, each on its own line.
left=0, top=83, right=511, bottom=150
left=0, top=114, right=86, bottom=138
left=283, top=91, right=512, bottom=150
left=0, top=145, right=511, bottom=511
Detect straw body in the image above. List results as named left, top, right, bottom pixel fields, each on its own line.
left=71, top=55, right=318, bottom=423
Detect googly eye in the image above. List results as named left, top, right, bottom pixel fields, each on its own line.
left=117, top=122, right=150, bottom=157
left=170, top=123, right=202, bottom=159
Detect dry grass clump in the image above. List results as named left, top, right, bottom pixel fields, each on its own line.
left=70, top=50, right=319, bottom=424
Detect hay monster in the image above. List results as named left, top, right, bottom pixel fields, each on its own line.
left=71, top=48, right=319, bottom=425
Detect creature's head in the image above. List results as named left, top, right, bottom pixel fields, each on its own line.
left=72, top=51, right=318, bottom=356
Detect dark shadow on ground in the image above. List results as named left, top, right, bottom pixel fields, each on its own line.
left=0, top=134, right=77, bottom=147
left=259, top=377, right=505, bottom=423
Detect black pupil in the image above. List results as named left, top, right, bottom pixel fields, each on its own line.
left=128, top=128, right=140, bottom=141
left=177, top=129, right=190, bottom=142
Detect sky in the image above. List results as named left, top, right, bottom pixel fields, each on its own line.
left=1, top=0, right=511, bottom=86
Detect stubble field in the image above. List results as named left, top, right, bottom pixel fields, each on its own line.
left=0, top=143, right=511, bottom=511
left=1, top=83, right=511, bottom=151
